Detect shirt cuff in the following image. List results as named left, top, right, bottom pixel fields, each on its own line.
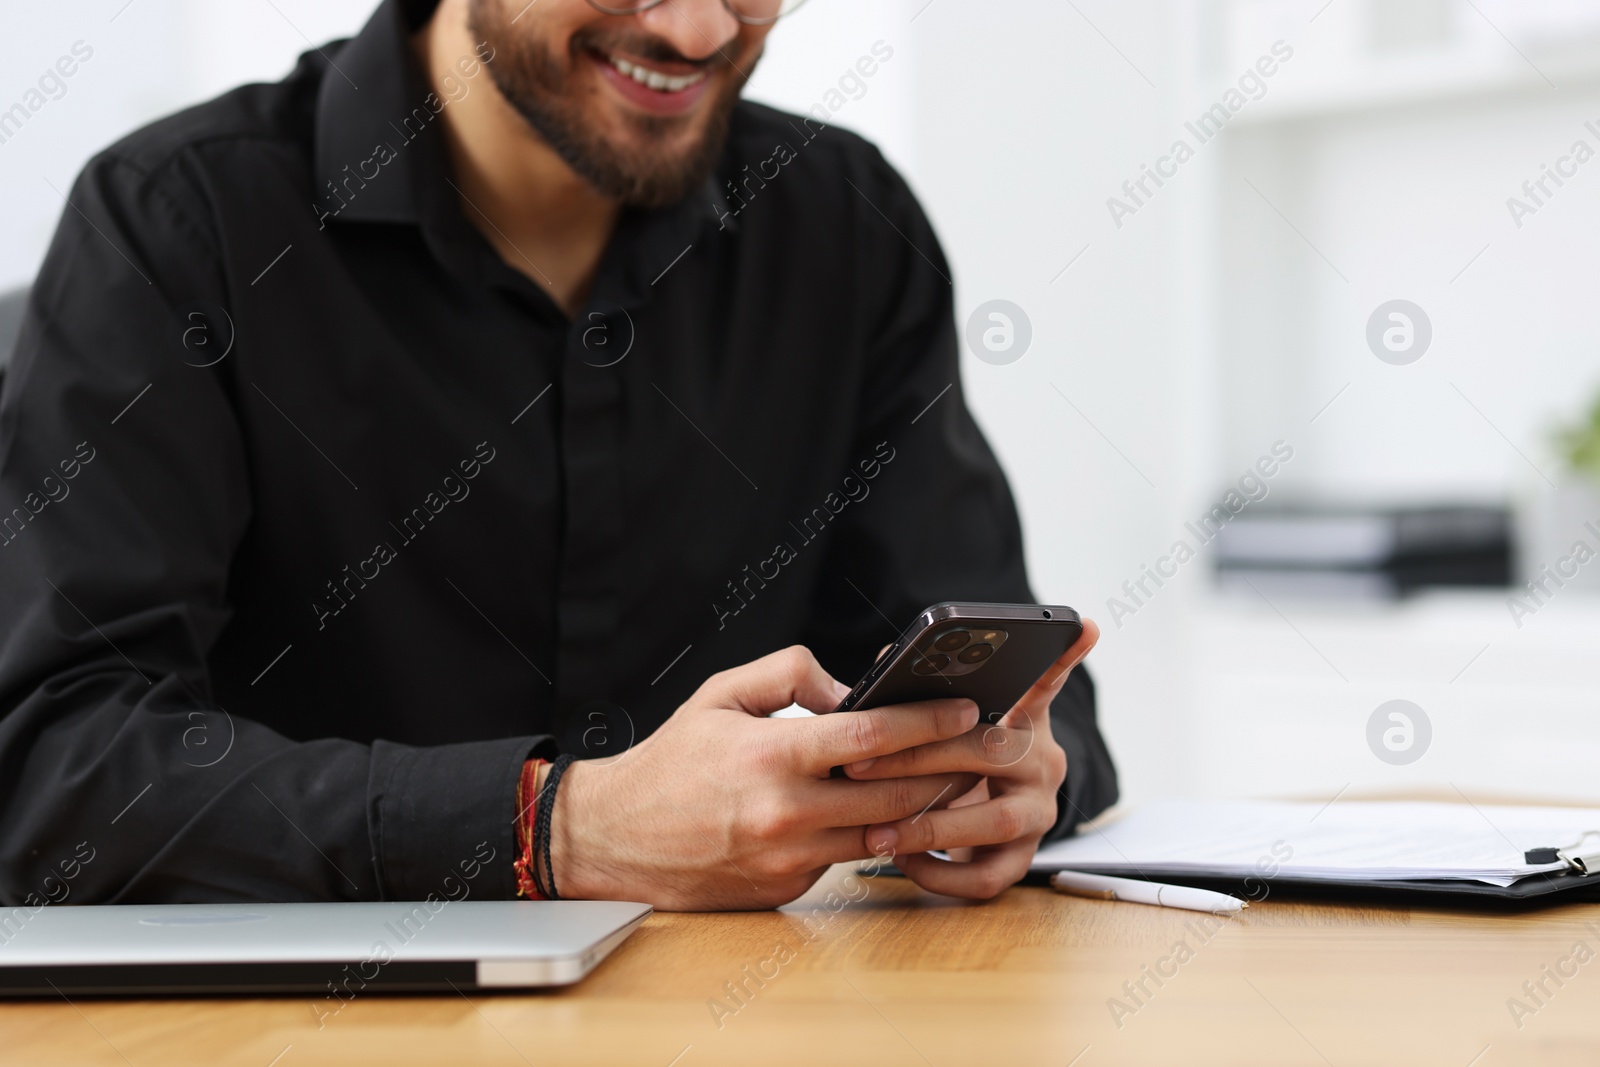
left=1046, top=722, right=1095, bottom=844
left=369, top=735, right=559, bottom=901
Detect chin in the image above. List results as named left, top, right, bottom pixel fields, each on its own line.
left=615, top=122, right=711, bottom=168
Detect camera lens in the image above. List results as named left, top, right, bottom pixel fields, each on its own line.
left=957, top=642, right=993, bottom=664
left=932, top=629, right=970, bottom=652
left=911, top=652, right=950, bottom=675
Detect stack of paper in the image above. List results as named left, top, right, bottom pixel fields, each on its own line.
left=1032, top=798, right=1600, bottom=887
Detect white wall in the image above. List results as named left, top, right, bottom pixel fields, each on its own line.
left=802, top=0, right=1600, bottom=806
left=742, top=0, right=915, bottom=176
left=896, top=0, right=1205, bottom=803
left=0, top=0, right=376, bottom=292
left=1216, top=0, right=1600, bottom=503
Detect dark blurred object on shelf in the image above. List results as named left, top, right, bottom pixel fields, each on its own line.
left=1214, top=504, right=1513, bottom=599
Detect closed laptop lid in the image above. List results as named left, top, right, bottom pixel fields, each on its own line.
left=0, top=900, right=652, bottom=995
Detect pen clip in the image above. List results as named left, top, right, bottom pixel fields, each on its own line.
left=1558, top=830, right=1600, bottom=876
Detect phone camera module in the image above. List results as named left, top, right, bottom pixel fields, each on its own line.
left=910, top=625, right=1007, bottom=678
left=957, top=642, right=994, bottom=664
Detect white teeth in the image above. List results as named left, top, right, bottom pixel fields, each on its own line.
left=605, top=52, right=705, bottom=93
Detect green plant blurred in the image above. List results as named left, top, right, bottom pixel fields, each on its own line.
left=1557, top=394, right=1600, bottom=483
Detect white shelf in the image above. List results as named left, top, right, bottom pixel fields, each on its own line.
left=1176, top=588, right=1600, bottom=804
left=1206, top=0, right=1600, bottom=124
left=1228, top=52, right=1600, bottom=126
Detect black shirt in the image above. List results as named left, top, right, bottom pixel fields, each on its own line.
left=0, top=0, right=1116, bottom=905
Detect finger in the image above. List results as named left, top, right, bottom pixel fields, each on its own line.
left=894, top=839, right=1035, bottom=900
left=863, top=793, right=1048, bottom=856
left=801, top=826, right=906, bottom=870
left=876, top=643, right=892, bottom=662
left=950, top=777, right=989, bottom=809
left=1007, top=617, right=1101, bottom=727
left=698, top=645, right=850, bottom=718
left=791, top=698, right=979, bottom=775
left=806, top=772, right=979, bottom=828
left=844, top=725, right=1035, bottom=780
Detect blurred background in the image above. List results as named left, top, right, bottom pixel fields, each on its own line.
left=6, top=0, right=1600, bottom=809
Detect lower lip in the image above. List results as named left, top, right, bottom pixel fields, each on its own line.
left=591, top=52, right=711, bottom=117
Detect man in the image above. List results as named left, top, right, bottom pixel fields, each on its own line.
left=0, top=0, right=1116, bottom=910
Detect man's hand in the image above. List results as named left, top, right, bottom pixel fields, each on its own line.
left=549, top=646, right=980, bottom=910
left=841, top=618, right=1101, bottom=900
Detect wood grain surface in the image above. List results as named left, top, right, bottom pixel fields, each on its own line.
left=4, top=864, right=1598, bottom=1067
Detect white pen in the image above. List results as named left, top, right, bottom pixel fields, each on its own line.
left=1050, top=870, right=1247, bottom=914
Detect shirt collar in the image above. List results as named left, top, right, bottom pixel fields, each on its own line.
left=312, top=0, right=439, bottom=226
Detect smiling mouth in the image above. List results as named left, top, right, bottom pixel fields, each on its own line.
left=597, top=49, right=708, bottom=93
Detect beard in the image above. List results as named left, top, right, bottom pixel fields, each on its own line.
left=467, top=1, right=750, bottom=208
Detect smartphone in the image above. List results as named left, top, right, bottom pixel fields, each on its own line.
left=831, top=602, right=1083, bottom=723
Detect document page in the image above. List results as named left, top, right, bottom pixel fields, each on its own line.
left=1032, top=798, right=1597, bottom=885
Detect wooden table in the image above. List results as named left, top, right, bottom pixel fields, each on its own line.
left=4, top=866, right=1600, bottom=1067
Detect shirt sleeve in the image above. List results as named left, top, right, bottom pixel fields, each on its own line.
left=0, top=151, right=546, bottom=905
left=799, top=145, right=1118, bottom=840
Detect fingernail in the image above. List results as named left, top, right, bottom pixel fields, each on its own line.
left=848, top=757, right=876, bottom=774
left=867, top=826, right=898, bottom=852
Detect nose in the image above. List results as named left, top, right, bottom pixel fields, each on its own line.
left=635, top=0, right=742, bottom=63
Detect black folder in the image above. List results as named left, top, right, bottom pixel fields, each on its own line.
left=1019, top=799, right=1600, bottom=910
left=1016, top=865, right=1600, bottom=909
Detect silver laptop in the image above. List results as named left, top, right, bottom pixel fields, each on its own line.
left=0, top=899, right=651, bottom=997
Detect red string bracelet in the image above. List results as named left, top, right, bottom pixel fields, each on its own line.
left=513, top=758, right=548, bottom=900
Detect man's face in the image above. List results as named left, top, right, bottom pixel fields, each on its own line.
left=468, top=0, right=772, bottom=207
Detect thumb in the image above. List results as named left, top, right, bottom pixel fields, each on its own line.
left=699, top=645, right=850, bottom=718
left=1008, top=617, right=1100, bottom=725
